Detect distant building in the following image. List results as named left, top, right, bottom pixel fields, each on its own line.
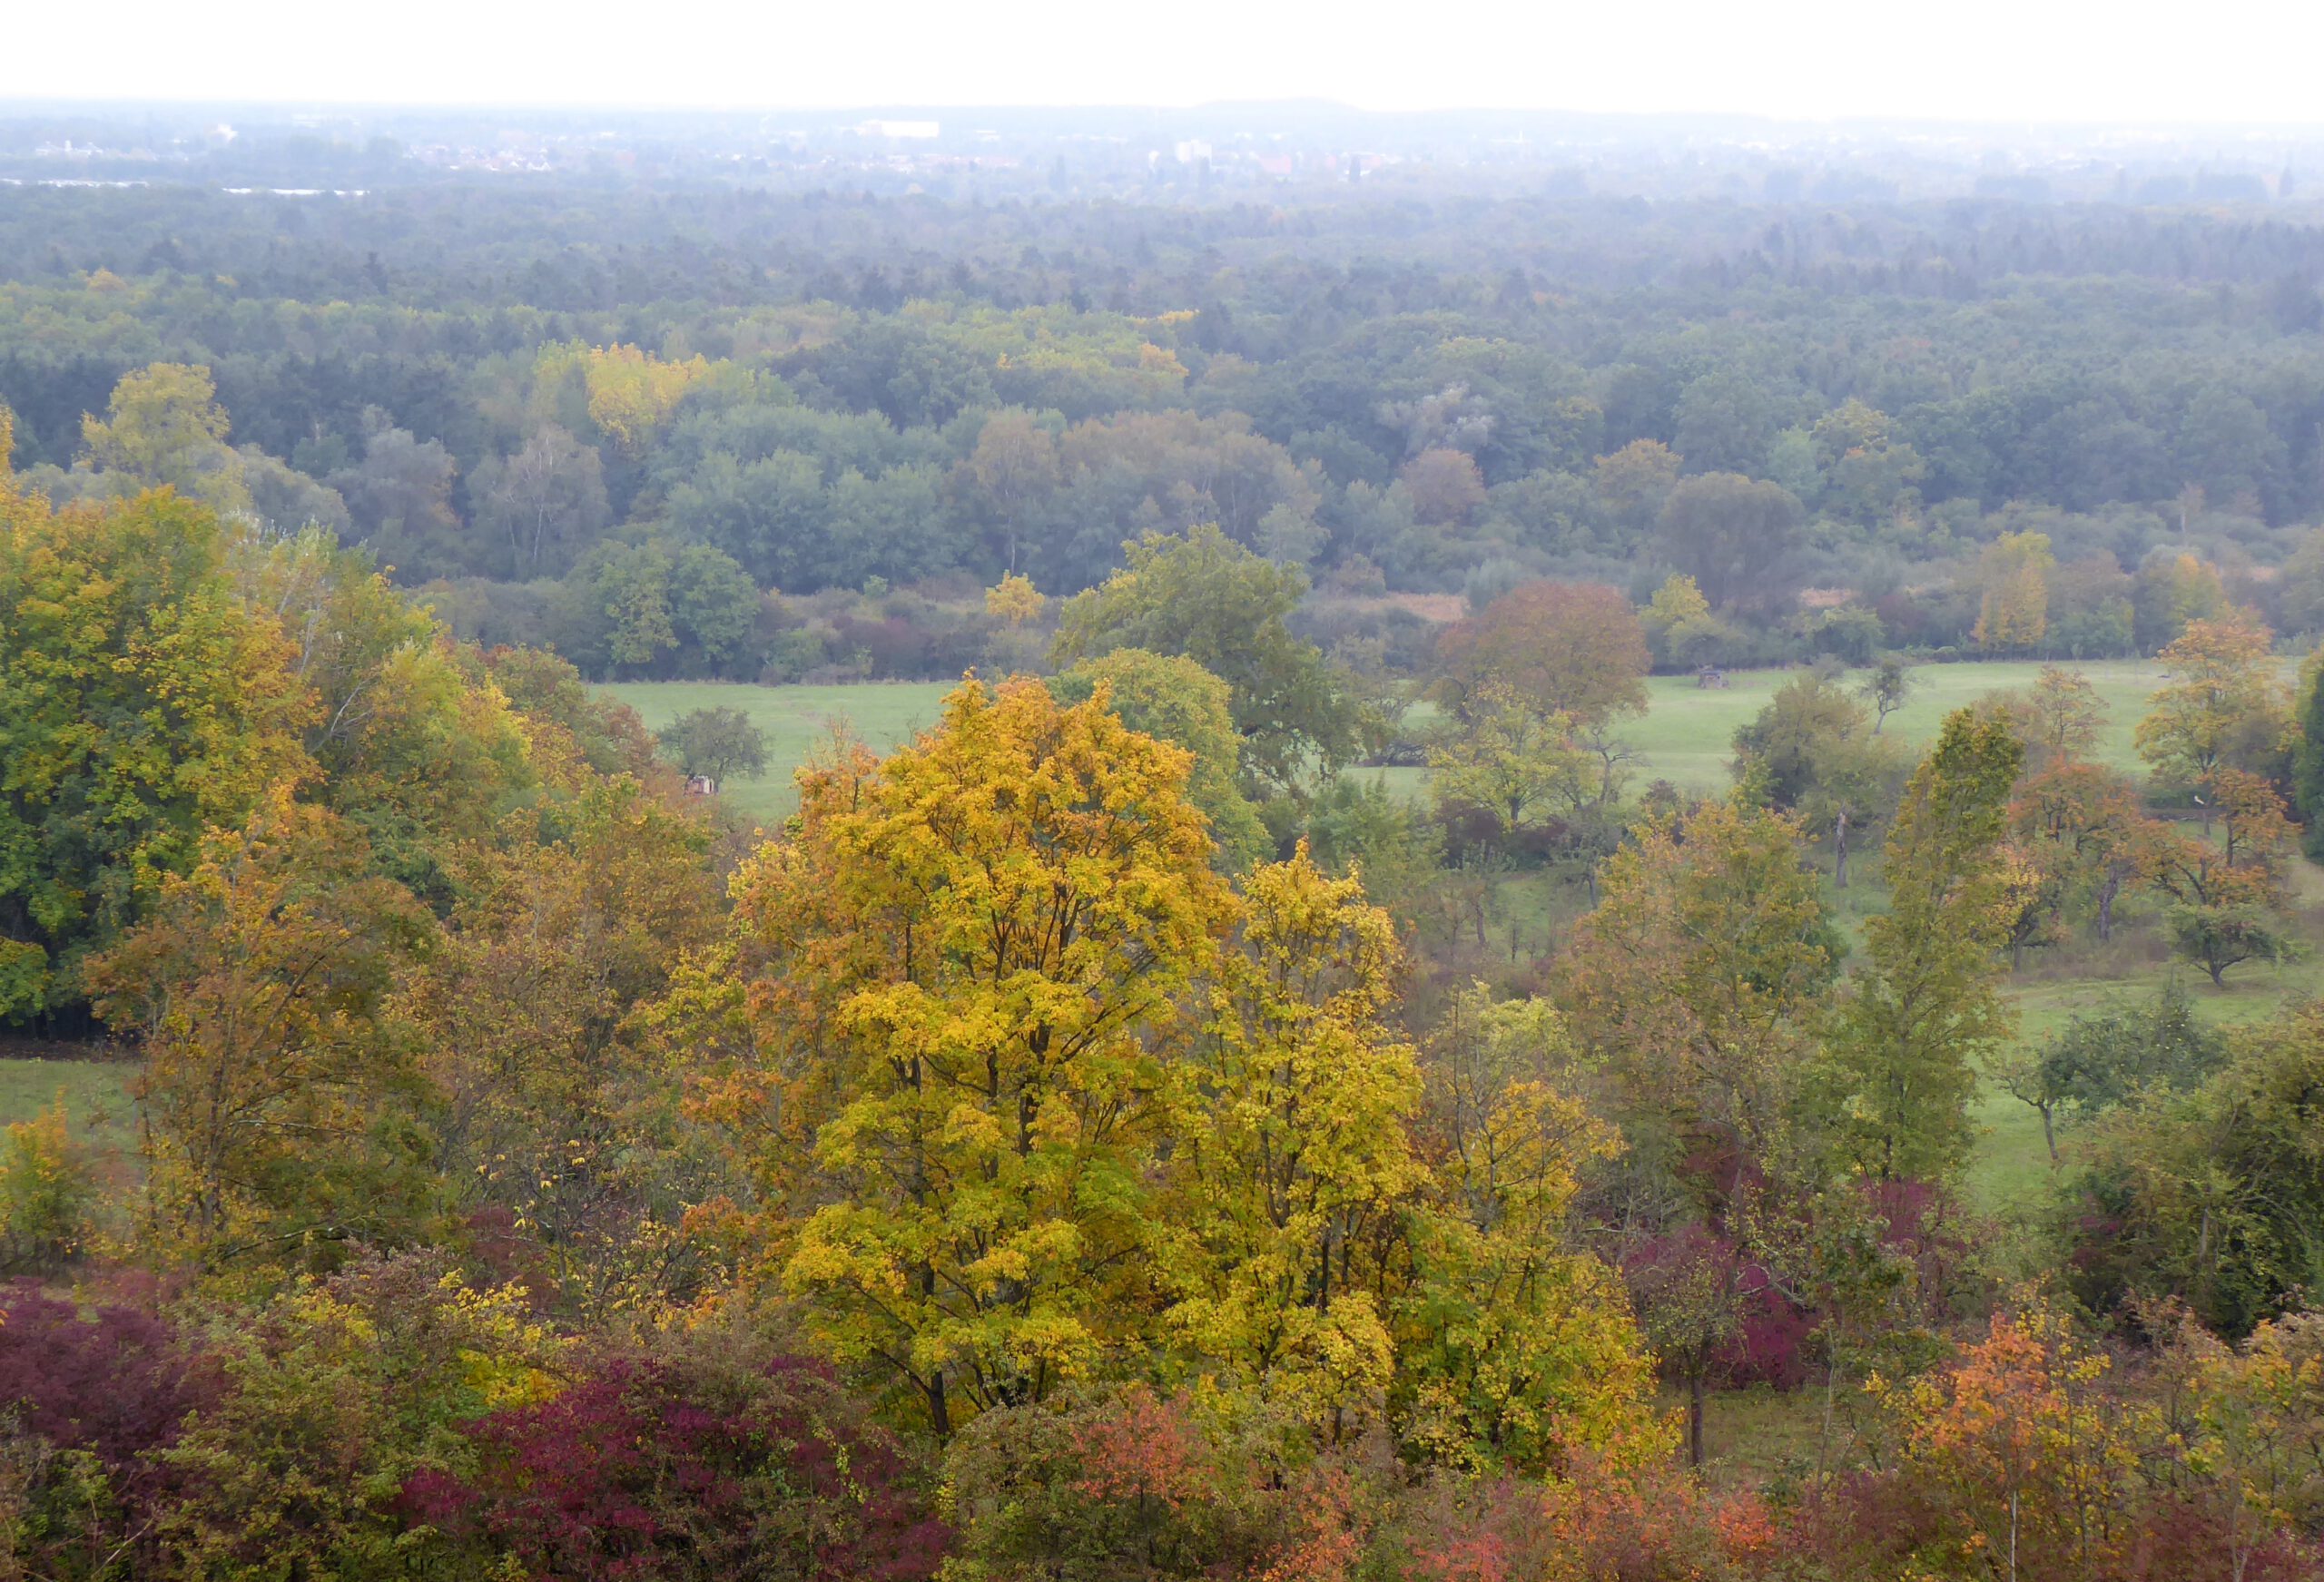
left=856, top=120, right=940, bottom=141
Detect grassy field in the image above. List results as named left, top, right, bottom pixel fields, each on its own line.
left=603, top=659, right=2185, bottom=822
left=0, top=1050, right=138, bottom=1187
left=1625, top=658, right=2172, bottom=788
left=602, top=679, right=954, bottom=822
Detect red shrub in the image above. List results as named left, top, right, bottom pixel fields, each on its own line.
left=406, top=1352, right=947, bottom=1582
left=0, top=1279, right=211, bottom=1471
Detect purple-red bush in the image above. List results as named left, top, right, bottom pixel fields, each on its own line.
left=0, top=1279, right=210, bottom=1471
left=406, top=1351, right=948, bottom=1582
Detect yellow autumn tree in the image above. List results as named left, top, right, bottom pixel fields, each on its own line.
left=984, top=571, right=1044, bottom=628
left=78, top=361, right=253, bottom=516
left=1156, top=847, right=1424, bottom=1440
left=1426, top=688, right=1591, bottom=837
left=556, top=343, right=714, bottom=456
left=1397, top=983, right=1668, bottom=1475
left=1974, top=529, right=2055, bottom=652
left=707, top=676, right=1234, bottom=1433
left=2135, top=609, right=2287, bottom=796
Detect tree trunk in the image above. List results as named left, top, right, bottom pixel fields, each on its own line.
left=2097, top=870, right=2118, bottom=942
left=2040, top=1103, right=2057, bottom=1165
left=1834, top=810, right=1849, bottom=889
left=927, top=1369, right=950, bottom=1438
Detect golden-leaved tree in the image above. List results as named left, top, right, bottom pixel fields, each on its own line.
left=1155, top=847, right=1423, bottom=1439
left=2135, top=610, right=2287, bottom=811
left=704, top=677, right=1234, bottom=1433
left=1397, top=983, right=1666, bottom=1475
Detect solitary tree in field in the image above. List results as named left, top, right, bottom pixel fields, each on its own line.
left=2150, top=767, right=2297, bottom=986
left=1859, top=653, right=1917, bottom=735
left=656, top=706, right=768, bottom=784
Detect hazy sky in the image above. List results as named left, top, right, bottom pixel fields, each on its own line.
left=7, top=0, right=2320, bottom=125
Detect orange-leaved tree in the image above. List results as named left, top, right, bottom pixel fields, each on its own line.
left=1869, top=1302, right=2150, bottom=1582
left=1432, top=580, right=1649, bottom=731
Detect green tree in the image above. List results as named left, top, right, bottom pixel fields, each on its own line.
left=2066, top=1000, right=2324, bottom=1335
left=667, top=543, right=760, bottom=675
left=1859, top=653, right=1917, bottom=735
left=1052, top=526, right=1368, bottom=796
left=1997, top=987, right=2228, bottom=1164
left=468, top=424, right=610, bottom=579
left=657, top=706, right=770, bottom=784
left=1821, top=712, right=2024, bottom=1182
left=2291, top=646, right=2324, bottom=858
left=0, top=486, right=312, bottom=1018
left=1653, top=473, right=1806, bottom=612
left=1554, top=799, right=1841, bottom=1194
left=1732, top=669, right=1903, bottom=883
left=1640, top=572, right=1738, bottom=670
left=1051, top=649, right=1269, bottom=870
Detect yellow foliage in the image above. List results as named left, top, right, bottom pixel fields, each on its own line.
left=984, top=572, right=1044, bottom=628
left=1973, top=530, right=2054, bottom=651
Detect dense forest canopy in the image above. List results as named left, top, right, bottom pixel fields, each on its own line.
left=5, top=103, right=2324, bottom=1582
left=2, top=104, right=2324, bottom=688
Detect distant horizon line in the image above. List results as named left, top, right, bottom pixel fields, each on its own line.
left=6, top=96, right=2324, bottom=136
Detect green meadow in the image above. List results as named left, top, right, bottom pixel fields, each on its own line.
left=602, top=679, right=955, bottom=823
left=603, top=659, right=2187, bottom=821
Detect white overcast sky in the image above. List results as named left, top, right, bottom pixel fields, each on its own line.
left=5, top=0, right=2320, bottom=124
